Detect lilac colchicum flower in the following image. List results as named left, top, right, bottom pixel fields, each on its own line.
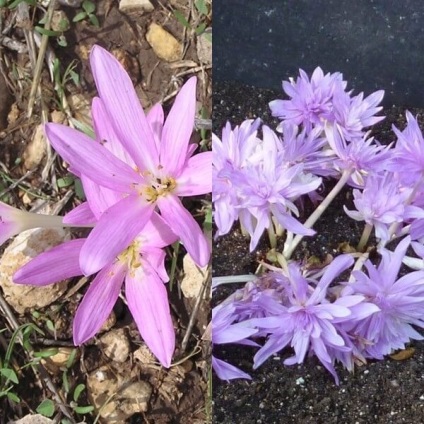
left=344, top=172, right=411, bottom=243
left=45, top=45, right=211, bottom=276
left=269, top=67, right=346, bottom=133
left=250, top=256, right=378, bottom=384
left=212, top=119, right=261, bottom=236
left=342, top=237, right=424, bottom=359
left=212, top=302, right=259, bottom=380
left=14, top=212, right=177, bottom=367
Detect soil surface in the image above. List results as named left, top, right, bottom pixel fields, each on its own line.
left=0, top=2, right=211, bottom=423
left=212, top=80, right=424, bottom=424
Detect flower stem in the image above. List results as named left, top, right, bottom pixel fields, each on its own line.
left=357, top=222, right=373, bottom=252
left=284, top=169, right=353, bottom=259
left=267, top=222, right=277, bottom=249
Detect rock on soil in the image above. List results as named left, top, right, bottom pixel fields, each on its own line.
left=99, top=328, right=131, bottom=363
left=0, top=228, right=70, bottom=314
left=146, top=23, right=183, bottom=62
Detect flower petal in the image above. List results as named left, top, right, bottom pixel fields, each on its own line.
left=45, top=123, right=142, bottom=192
left=158, top=195, right=210, bottom=267
left=80, top=194, right=154, bottom=275
left=212, top=356, right=252, bottom=380
left=90, top=45, right=159, bottom=172
left=73, top=261, right=126, bottom=345
left=125, top=262, right=175, bottom=367
left=14, top=239, right=85, bottom=286
left=160, top=77, right=197, bottom=175
left=175, top=151, right=212, bottom=196
left=63, top=202, right=96, bottom=225
left=139, top=212, right=178, bottom=248
left=147, top=103, right=164, bottom=151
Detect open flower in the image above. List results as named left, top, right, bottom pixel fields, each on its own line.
left=342, top=236, right=424, bottom=359
left=14, top=212, right=177, bottom=367
left=344, top=172, right=411, bottom=241
left=45, top=45, right=211, bottom=275
left=269, top=67, right=346, bottom=133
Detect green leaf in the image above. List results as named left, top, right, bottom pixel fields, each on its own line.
left=173, top=10, right=190, bottom=29
left=74, top=178, right=86, bottom=200
left=62, top=369, right=69, bottom=393
left=6, top=391, right=20, bottom=403
left=68, top=69, right=80, bottom=86
left=73, top=405, right=95, bottom=414
left=35, top=26, right=62, bottom=37
left=65, top=348, right=78, bottom=369
left=203, top=207, right=212, bottom=232
left=37, top=399, right=55, bottom=417
left=0, top=0, right=7, bottom=7
left=82, top=0, right=95, bottom=14
left=33, top=348, right=59, bottom=358
left=8, top=0, right=35, bottom=9
left=0, top=368, right=18, bottom=384
left=57, top=176, right=74, bottom=188
left=88, top=14, right=100, bottom=28
left=73, top=383, right=86, bottom=402
left=195, top=23, right=207, bottom=35
left=73, top=11, right=87, bottom=23
left=195, top=0, right=208, bottom=15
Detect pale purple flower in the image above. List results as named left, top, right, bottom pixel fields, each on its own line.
left=342, top=236, right=424, bottom=359
left=45, top=45, right=211, bottom=275
left=250, top=256, right=378, bottom=383
left=230, top=126, right=322, bottom=250
left=269, top=67, right=346, bottom=133
left=14, top=212, right=177, bottom=367
left=344, top=172, right=411, bottom=241
left=332, top=89, right=385, bottom=141
left=212, top=119, right=260, bottom=236
left=390, top=111, right=424, bottom=186
left=212, top=302, right=258, bottom=380
left=324, top=122, right=392, bottom=187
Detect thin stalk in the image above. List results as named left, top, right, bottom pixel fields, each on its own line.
left=267, top=222, right=277, bottom=249
left=357, top=222, right=373, bottom=252
left=284, top=169, right=353, bottom=259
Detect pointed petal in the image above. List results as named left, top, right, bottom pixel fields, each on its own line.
left=139, top=212, right=178, bottom=248
left=14, top=239, right=85, bottom=286
left=175, top=151, right=212, bottom=196
left=73, top=261, right=126, bottom=345
left=212, top=356, right=251, bottom=380
left=63, top=203, right=96, bottom=225
left=45, top=123, right=142, bottom=192
left=91, top=97, right=135, bottom=166
left=90, top=45, right=159, bottom=171
left=158, top=195, right=210, bottom=267
left=142, top=247, right=169, bottom=282
left=80, top=195, right=154, bottom=275
left=125, top=263, right=175, bottom=367
left=160, top=77, right=197, bottom=175
left=147, top=103, right=164, bottom=150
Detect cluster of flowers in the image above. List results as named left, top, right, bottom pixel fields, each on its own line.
left=212, top=67, right=424, bottom=383
left=0, top=45, right=211, bottom=368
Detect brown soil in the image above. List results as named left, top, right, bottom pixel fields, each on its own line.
left=0, top=2, right=211, bottom=423
left=212, top=80, right=424, bottom=424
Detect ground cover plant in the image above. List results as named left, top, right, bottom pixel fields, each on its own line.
left=0, top=1, right=211, bottom=423
left=212, top=67, right=424, bottom=388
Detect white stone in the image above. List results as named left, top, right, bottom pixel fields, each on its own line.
left=180, top=254, right=208, bottom=298
left=23, top=124, right=46, bottom=170
left=196, top=29, right=212, bottom=64
left=0, top=228, right=70, bottom=314
left=100, top=328, right=130, bottom=363
left=119, top=0, right=154, bottom=13
left=9, top=414, right=54, bottom=424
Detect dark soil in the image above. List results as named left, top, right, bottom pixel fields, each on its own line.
left=212, top=80, right=424, bottom=424
left=0, top=2, right=211, bottom=423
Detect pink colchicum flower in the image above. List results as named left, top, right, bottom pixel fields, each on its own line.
left=14, top=212, right=177, bottom=368
left=45, top=45, right=211, bottom=276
